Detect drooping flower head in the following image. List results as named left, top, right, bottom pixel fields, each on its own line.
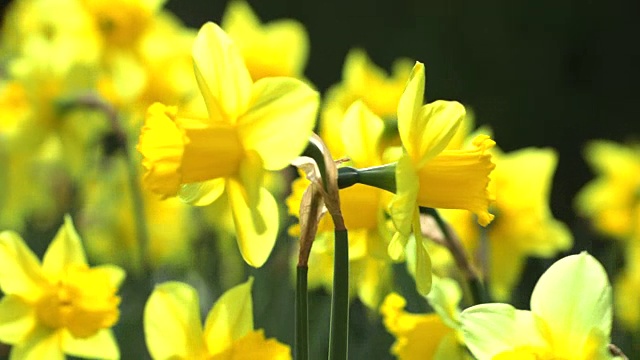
left=387, top=61, right=495, bottom=295
left=144, top=278, right=290, bottom=359
left=0, top=215, right=124, bottom=359
left=137, top=22, right=319, bottom=267
left=461, top=252, right=619, bottom=360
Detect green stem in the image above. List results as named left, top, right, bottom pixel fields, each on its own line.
left=296, top=265, right=309, bottom=360
left=422, top=207, right=486, bottom=305
left=337, top=165, right=396, bottom=193
left=63, top=94, right=151, bottom=276
left=328, top=228, right=349, bottom=360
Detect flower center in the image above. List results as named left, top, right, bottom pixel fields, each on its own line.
left=36, top=264, right=120, bottom=338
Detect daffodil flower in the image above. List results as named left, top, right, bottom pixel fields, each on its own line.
left=144, top=278, right=290, bottom=360
left=381, top=276, right=469, bottom=359
left=461, top=252, right=620, bottom=360
left=221, top=0, right=309, bottom=80
left=137, top=22, right=319, bottom=267
left=388, top=61, right=495, bottom=295
left=0, top=215, right=124, bottom=360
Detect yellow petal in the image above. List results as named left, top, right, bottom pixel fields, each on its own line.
left=93, top=265, right=127, bottom=289
left=144, top=282, right=207, bottom=359
left=62, top=329, right=119, bottom=360
left=238, top=77, right=318, bottom=171
left=11, top=326, right=63, bottom=360
left=193, top=22, right=252, bottom=121
left=412, top=101, right=465, bottom=167
left=529, top=252, right=612, bottom=357
left=204, top=278, right=254, bottom=355
left=388, top=154, right=419, bottom=245
left=426, top=275, right=463, bottom=329
left=42, top=215, right=87, bottom=277
left=397, top=62, right=425, bottom=146
left=341, top=100, right=384, bottom=166
left=413, top=235, right=432, bottom=296
left=179, top=178, right=226, bottom=206
left=138, top=103, right=184, bottom=197
left=416, top=135, right=496, bottom=226
left=212, top=329, right=291, bottom=360
left=222, top=0, right=309, bottom=80
left=460, top=304, right=547, bottom=360
left=227, top=179, right=279, bottom=267
left=0, top=295, right=36, bottom=344
left=0, top=231, right=46, bottom=300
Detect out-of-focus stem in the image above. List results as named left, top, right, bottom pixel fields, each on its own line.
left=423, top=207, right=486, bottom=305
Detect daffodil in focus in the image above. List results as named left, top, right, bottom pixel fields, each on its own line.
left=441, top=147, right=572, bottom=300
left=575, top=140, right=640, bottom=241
left=461, top=252, right=619, bottom=360
left=144, top=278, right=290, bottom=359
left=0, top=215, right=124, bottom=360
left=222, top=0, right=309, bottom=80
left=137, top=22, right=319, bottom=267
left=381, top=276, right=469, bottom=359
left=320, top=49, right=413, bottom=158
left=387, top=61, right=495, bottom=295
left=287, top=100, right=393, bottom=308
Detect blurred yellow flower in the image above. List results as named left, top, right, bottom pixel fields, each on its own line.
left=222, top=0, right=309, bottom=81
left=144, top=278, right=290, bottom=360
left=0, top=215, right=124, bottom=359
left=614, top=242, right=640, bottom=331
left=461, top=252, right=616, bottom=360
left=381, top=276, right=469, bottom=360
left=442, top=147, right=572, bottom=300
left=575, top=140, right=640, bottom=241
left=138, top=22, right=318, bottom=267
left=387, top=61, right=495, bottom=295
left=320, top=49, right=413, bottom=158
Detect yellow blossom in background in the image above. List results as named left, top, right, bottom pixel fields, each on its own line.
left=320, top=49, right=413, bottom=158
left=222, top=0, right=309, bottom=81
left=137, top=22, right=318, bottom=267
left=381, top=276, right=469, bottom=359
left=461, top=252, right=617, bottom=360
left=575, top=140, right=640, bottom=241
left=0, top=215, right=124, bottom=360
left=287, top=100, right=393, bottom=308
left=442, top=147, right=572, bottom=300
left=387, top=61, right=495, bottom=295
left=144, top=278, right=290, bottom=360
left=614, top=242, right=640, bottom=331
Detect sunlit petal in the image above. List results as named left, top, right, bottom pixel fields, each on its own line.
left=0, top=231, right=46, bottom=300
left=144, top=282, right=207, bottom=359
left=341, top=100, right=384, bottom=166
left=42, top=215, right=87, bottom=277
left=529, top=252, right=612, bottom=356
left=227, top=179, right=279, bottom=267
left=62, top=329, right=119, bottom=360
left=204, top=278, right=254, bottom=355
left=192, top=22, right=252, bottom=121
left=238, top=77, right=318, bottom=171
left=0, top=295, right=36, bottom=344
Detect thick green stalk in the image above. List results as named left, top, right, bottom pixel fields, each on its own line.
left=328, top=228, right=349, bottom=360
left=296, top=265, right=309, bottom=360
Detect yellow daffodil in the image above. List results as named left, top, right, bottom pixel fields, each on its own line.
left=388, top=61, right=495, bottom=295
left=441, top=147, right=572, bottom=300
left=613, top=242, right=640, bottom=330
left=461, top=252, right=618, bottom=360
left=137, top=22, right=319, bottom=267
left=575, top=140, right=640, bottom=241
left=381, top=276, right=469, bottom=359
left=144, top=278, right=290, bottom=359
left=0, top=215, right=124, bottom=360
left=221, top=0, right=309, bottom=80
left=320, top=49, right=413, bottom=158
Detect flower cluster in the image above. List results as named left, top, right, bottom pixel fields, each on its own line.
left=0, top=0, right=633, bottom=359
